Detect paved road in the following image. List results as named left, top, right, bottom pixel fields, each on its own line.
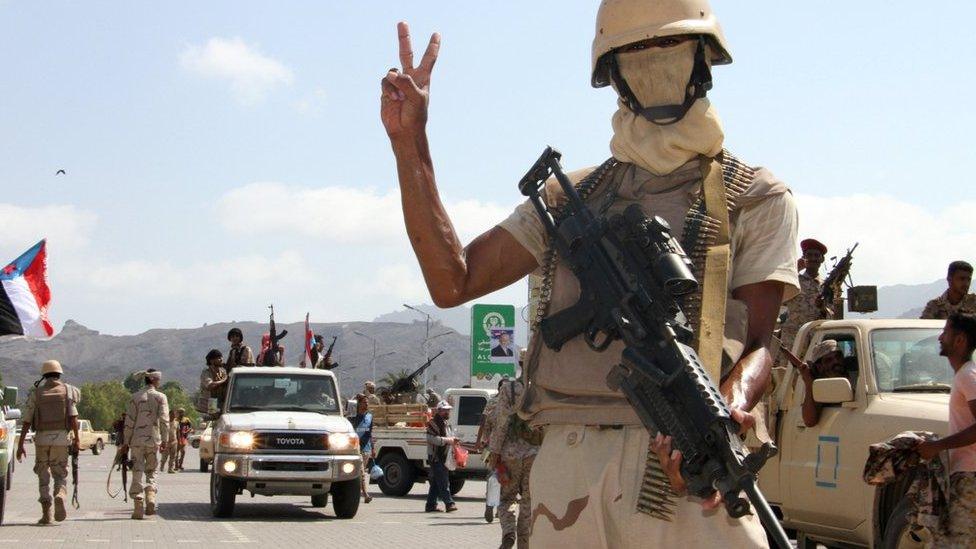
left=2, top=444, right=499, bottom=548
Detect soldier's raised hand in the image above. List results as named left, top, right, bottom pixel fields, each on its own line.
left=380, top=22, right=441, bottom=140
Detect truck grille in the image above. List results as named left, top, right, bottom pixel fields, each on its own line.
left=253, top=432, right=328, bottom=451
left=251, top=461, right=329, bottom=472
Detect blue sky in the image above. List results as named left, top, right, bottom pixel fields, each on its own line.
left=1, top=2, right=972, bottom=334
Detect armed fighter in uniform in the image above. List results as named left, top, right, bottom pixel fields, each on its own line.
left=921, top=260, right=976, bottom=320
left=381, top=1, right=798, bottom=546
left=16, top=360, right=81, bottom=525
left=779, top=238, right=831, bottom=356
left=121, top=369, right=170, bottom=519
left=487, top=379, right=542, bottom=549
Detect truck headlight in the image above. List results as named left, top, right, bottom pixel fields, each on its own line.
left=327, top=432, right=358, bottom=451
left=219, top=431, right=255, bottom=450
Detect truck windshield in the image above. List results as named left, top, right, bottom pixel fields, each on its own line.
left=871, top=328, right=949, bottom=392
left=228, top=374, right=340, bottom=414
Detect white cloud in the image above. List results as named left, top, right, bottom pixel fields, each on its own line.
left=216, top=182, right=516, bottom=245
left=0, top=203, right=97, bottom=252
left=795, top=193, right=976, bottom=286
left=179, top=37, right=294, bottom=104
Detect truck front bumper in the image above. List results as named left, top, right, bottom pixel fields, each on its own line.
left=215, top=453, right=361, bottom=486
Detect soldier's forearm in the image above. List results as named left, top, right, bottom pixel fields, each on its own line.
left=392, top=133, right=469, bottom=308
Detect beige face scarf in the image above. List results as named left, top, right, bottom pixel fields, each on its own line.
left=609, top=40, right=725, bottom=176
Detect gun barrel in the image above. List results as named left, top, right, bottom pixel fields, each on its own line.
left=742, top=479, right=790, bottom=549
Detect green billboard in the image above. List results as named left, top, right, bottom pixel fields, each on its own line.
left=470, top=304, right=517, bottom=387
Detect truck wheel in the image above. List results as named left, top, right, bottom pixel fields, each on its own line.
left=449, top=478, right=465, bottom=495
left=378, top=453, right=415, bottom=497
left=200, top=458, right=209, bottom=473
left=330, top=479, right=360, bottom=519
left=882, top=496, right=929, bottom=549
left=93, top=440, right=104, bottom=455
left=210, top=472, right=237, bottom=518
left=0, top=474, right=6, bottom=525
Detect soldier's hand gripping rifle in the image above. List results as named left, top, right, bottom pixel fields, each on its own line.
left=820, top=243, right=858, bottom=307
left=390, top=351, right=445, bottom=396
left=322, top=336, right=338, bottom=369
left=107, top=446, right=131, bottom=502
left=262, top=304, right=289, bottom=366
left=518, top=147, right=790, bottom=549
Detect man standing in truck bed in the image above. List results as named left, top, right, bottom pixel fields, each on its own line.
left=16, top=360, right=81, bottom=525
left=380, top=0, right=798, bottom=545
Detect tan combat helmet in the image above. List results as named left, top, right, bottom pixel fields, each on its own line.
left=41, top=359, right=63, bottom=376
left=592, top=0, right=732, bottom=87
left=591, top=0, right=732, bottom=123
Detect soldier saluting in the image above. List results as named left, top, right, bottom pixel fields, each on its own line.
left=381, top=1, right=798, bottom=546
left=120, top=368, right=170, bottom=520
left=16, top=360, right=81, bottom=525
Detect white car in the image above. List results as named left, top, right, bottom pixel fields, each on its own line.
left=209, top=367, right=362, bottom=518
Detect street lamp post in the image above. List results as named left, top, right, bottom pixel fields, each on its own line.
left=422, top=329, right=456, bottom=388
left=403, top=304, right=434, bottom=384
left=353, top=330, right=378, bottom=382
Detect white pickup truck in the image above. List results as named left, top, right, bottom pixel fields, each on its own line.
left=372, top=387, right=495, bottom=497
left=759, top=319, right=950, bottom=548
left=209, top=367, right=363, bottom=519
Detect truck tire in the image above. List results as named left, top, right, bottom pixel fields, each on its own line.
left=330, top=479, right=360, bottom=519
left=93, top=439, right=104, bottom=455
left=449, top=478, right=465, bottom=495
left=311, top=493, right=328, bottom=508
left=200, top=458, right=209, bottom=473
left=0, top=474, right=7, bottom=525
left=378, top=453, right=415, bottom=497
left=882, top=496, right=929, bottom=549
left=210, top=472, right=238, bottom=518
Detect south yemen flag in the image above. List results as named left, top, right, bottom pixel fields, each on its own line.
left=0, top=240, right=54, bottom=337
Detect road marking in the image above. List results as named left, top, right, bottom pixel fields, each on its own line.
left=131, top=541, right=154, bottom=544
left=37, top=540, right=66, bottom=543
left=177, top=541, right=200, bottom=544
left=85, top=540, right=110, bottom=543
left=221, top=522, right=251, bottom=543
left=382, top=521, right=401, bottom=524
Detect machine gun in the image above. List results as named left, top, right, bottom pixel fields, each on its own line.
left=261, top=304, right=288, bottom=366
left=389, top=351, right=444, bottom=396
left=518, top=146, right=790, bottom=549
left=820, top=243, right=858, bottom=318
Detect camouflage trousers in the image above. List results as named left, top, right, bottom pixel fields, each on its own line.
left=129, top=445, right=159, bottom=500
left=34, top=445, right=69, bottom=505
left=159, top=444, right=177, bottom=471
left=933, top=472, right=976, bottom=548
left=499, top=454, right=534, bottom=547
left=530, top=425, right=767, bottom=548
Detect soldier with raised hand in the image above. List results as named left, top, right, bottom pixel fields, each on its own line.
left=921, top=261, right=976, bottom=320
left=16, top=360, right=81, bottom=525
left=381, top=1, right=798, bottom=545
left=779, top=238, right=831, bottom=356
left=121, top=368, right=170, bottom=520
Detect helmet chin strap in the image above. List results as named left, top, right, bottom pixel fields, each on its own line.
left=609, top=36, right=713, bottom=126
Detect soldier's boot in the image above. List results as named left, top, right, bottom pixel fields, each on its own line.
left=53, top=495, right=67, bottom=522
left=37, top=503, right=53, bottom=525
left=145, top=489, right=157, bottom=516
left=499, top=533, right=516, bottom=549
left=131, top=499, right=145, bottom=520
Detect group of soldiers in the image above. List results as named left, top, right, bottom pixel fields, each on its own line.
left=15, top=362, right=176, bottom=522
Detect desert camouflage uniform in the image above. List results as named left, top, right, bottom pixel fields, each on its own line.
left=159, top=420, right=178, bottom=472
left=938, top=472, right=976, bottom=548
left=488, top=380, right=540, bottom=548
left=920, top=292, right=976, bottom=320
left=22, top=380, right=81, bottom=507
left=780, top=273, right=825, bottom=358
left=124, top=386, right=170, bottom=500
left=863, top=431, right=950, bottom=538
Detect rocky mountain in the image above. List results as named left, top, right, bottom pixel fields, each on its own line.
left=847, top=279, right=943, bottom=320
left=0, top=318, right=471, bottom=404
